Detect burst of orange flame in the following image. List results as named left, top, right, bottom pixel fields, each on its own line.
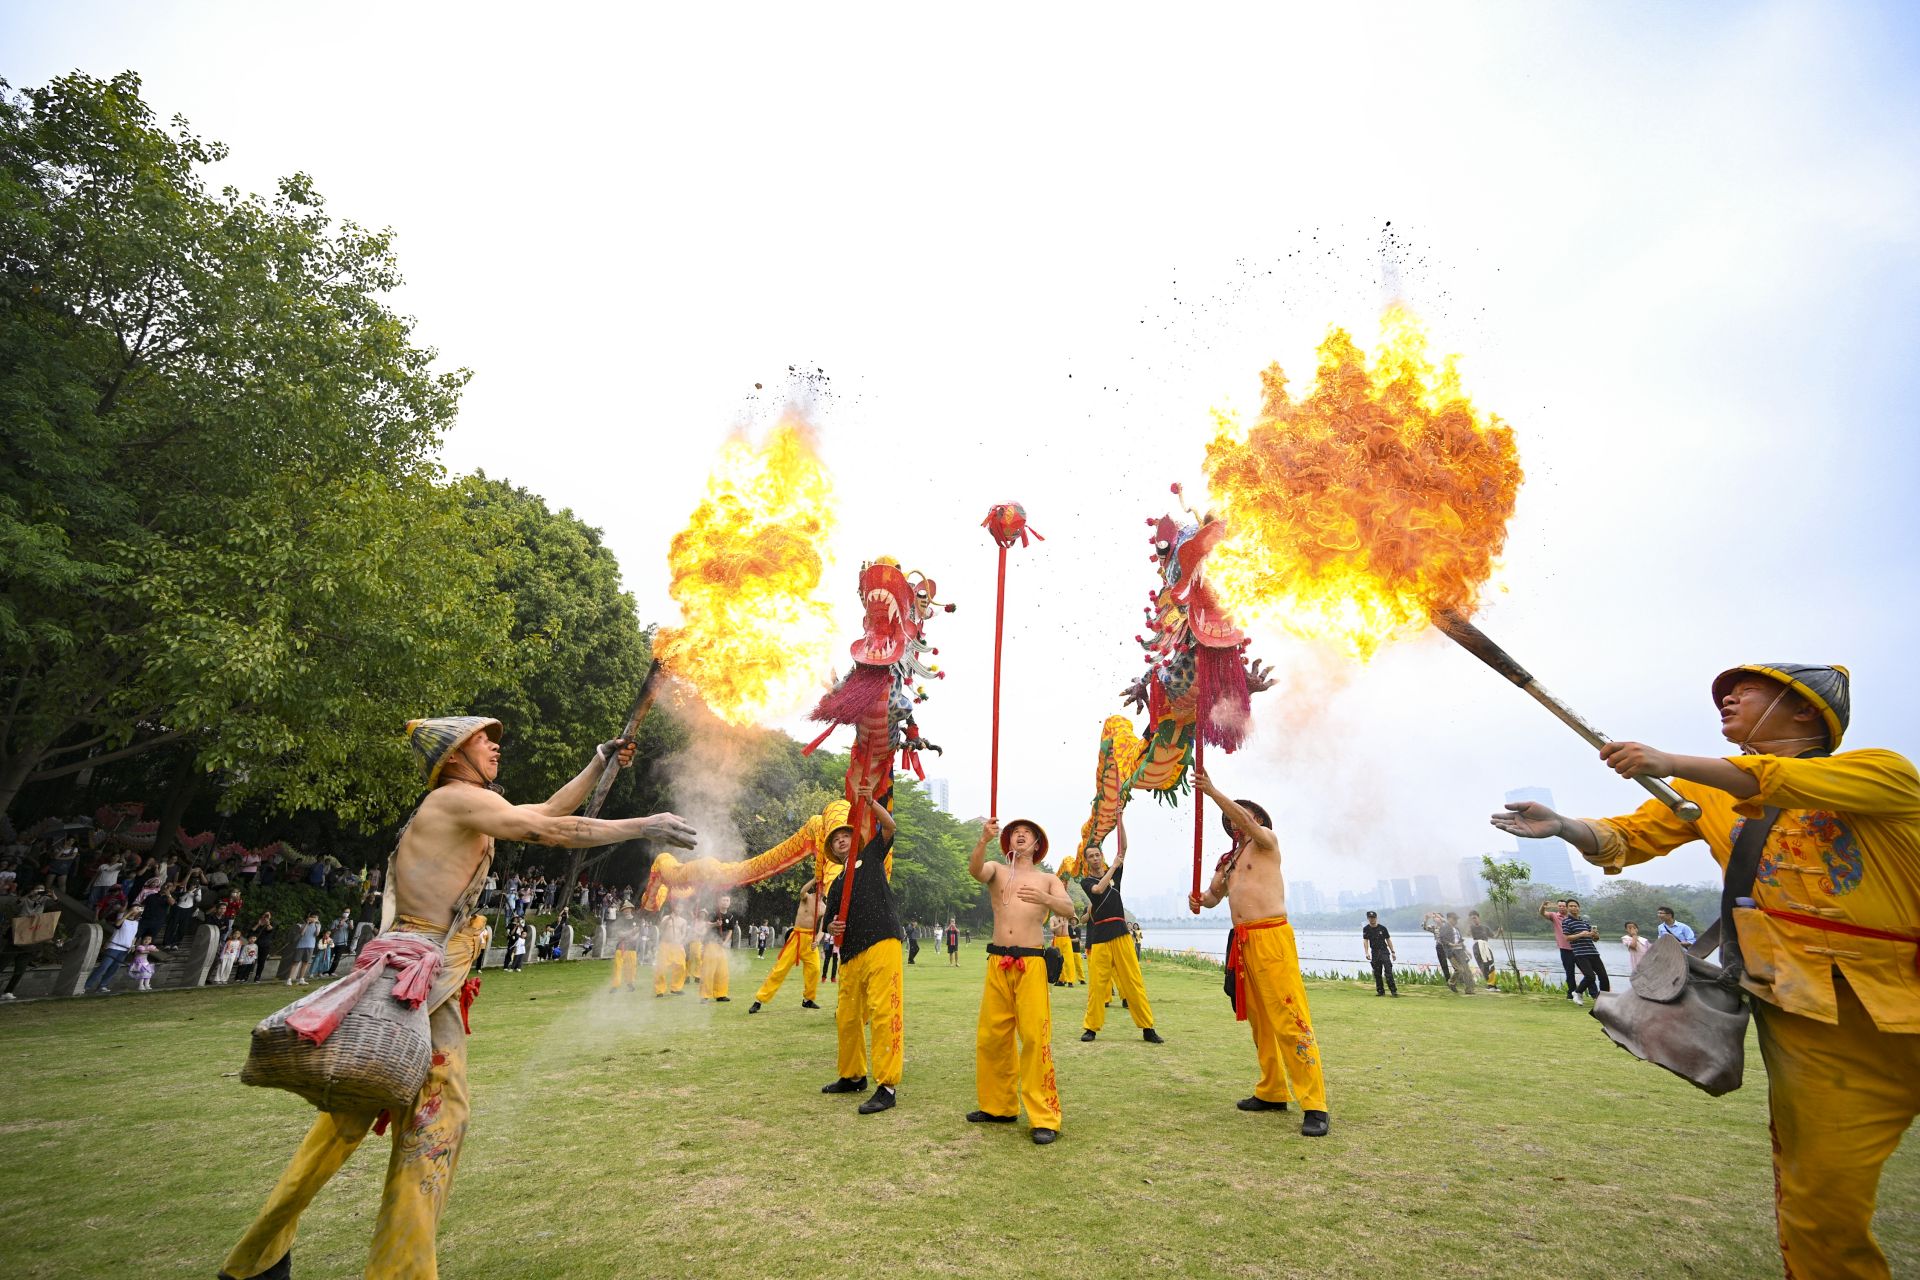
left=656, top=416, right=837, bottom=725
left=1202, top=304, right=1521, bottom=659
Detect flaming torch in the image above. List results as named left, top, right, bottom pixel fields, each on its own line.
left=1203, top=304, right=1698, bottom=820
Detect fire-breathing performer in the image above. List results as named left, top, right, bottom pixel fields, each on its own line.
left=218, top=720, right=696, bottom=1280
left=1069, top=812, right=1163, bottom=1044
left=608, top=905, right=641, bottom=993
left=1190, top=769, right=1329, bottom=1136
left=652, top=906, right=689, bottom=996
left=1050, top=910, right=1083, bottom=986
left=819, top=786, right=906, bottom=1114
left=1491, top=664, right=1919, bottom=1280
left=749, top=866, right=829, bottom=1014
left=967, top=818, right=1071, bottom=1143
left=700, top=893, right=739, bottom=1002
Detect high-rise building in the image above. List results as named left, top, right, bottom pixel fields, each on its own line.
left=1374, top=879, right=1393, bottom=909
left=1292, top=880, right=1325, bottom=914
left=1458, top=855, right=1485, bottom=903
left=1412, top=874, right=1443, bottom=905
left=1337, top=888, right=1370, bottom=911
left=917, top=777, right=951, bottom=814
left=1390, top=877, right=1413, bottom=909
left=1504, top=786, right=1578, bottom=888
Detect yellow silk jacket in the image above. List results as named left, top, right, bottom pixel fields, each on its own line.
left=1586, top=749, right=1920, bottom=1032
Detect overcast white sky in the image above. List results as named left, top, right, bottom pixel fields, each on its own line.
left=9, top=2, right=1918, bottom=912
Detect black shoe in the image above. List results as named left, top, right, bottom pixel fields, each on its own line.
left=1301, top=1110, right=1330, bottom=1137
left=821, top=1076, right=867, bottom=1094
left=1031, top=1127, right=1059, bottom=1145
left=218, top=1252, right=291, bottom=1280
left=966, top=1110, right=1017, bottom=1123
left=1375, top=990, right=1385, bottom=996
left=1237, top=1096, right=1289, bottom=1112
left=715, top=996, right=731, bottom=1002
left=1080, top=1029, right=1096, bottom=1042
left=1390, top=991, right=1400, bottom=997
left=748, top=1001, right=761, bottom=1014
left=801, top=1000, right=821, bottom=1009
left=858, top=1085, right=896, bottom=1114
left=1142, top=1028, right=1164, bottom=1044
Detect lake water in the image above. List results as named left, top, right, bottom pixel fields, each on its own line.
left=1140, top=925, right=1644, bottom=983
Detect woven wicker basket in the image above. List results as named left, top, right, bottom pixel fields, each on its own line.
left=241, top=966, right=433, bottom=1113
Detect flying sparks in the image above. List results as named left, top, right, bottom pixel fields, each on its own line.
left=1202, top=304, right=1522, bottom=659
left=656, top=416, right=838, bottom=725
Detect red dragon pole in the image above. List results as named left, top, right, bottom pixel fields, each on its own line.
left=981, top=503, right=1042, bottom=817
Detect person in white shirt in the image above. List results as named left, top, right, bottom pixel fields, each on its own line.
left=213, top=932, right=243, bottom=984
left=85, top=906, right=143, bottom=993
left=1621, top=920, right=1654, bottom=974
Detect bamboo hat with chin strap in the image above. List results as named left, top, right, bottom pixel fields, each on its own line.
left=1710, top=664, right=1851, bottom=749
left=1000, top=819, right=1049, bottom=858
left=404, top=715, right=503, bottom=786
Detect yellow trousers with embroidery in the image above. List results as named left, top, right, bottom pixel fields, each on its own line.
left=1083, top=937, right=1154, bottom=1031
left=653, top=942, right=686, bottom=994
left=976, top=957, right=1062, bottom=1129
left=834, top=939, right=903, bottom=1086
left=1756, top=975, right=1920, bottom=1280
left=222, top=923, right=479, bottom=1280
left=701, top=939, right=730, bottom=998
left=1238, top=920, right=1326, bottom=1112
left=1053, top=937, right=1082, bottom=984
left=753, top=928, right=819, bottom=1003
left=609, top=950, right=637, bottom=990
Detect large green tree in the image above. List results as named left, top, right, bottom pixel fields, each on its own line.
left=0, top=71, right=502, bottom=823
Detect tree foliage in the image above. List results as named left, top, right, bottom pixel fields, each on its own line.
left=0, top=70, right=503, bottom=821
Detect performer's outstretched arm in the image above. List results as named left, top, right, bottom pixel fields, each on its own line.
left=440, top=784, right=695, bottom=850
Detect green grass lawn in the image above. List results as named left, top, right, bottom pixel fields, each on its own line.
left=5, top=949, right=1915, bottom=1279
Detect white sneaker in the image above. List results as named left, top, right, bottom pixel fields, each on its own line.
left=1, top=992, right=15, bottom=1001
left=1572, top=992, right=1584, bottom=1005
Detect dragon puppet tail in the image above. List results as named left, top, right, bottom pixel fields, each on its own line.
left=802, top=665, right=893, bottom=755
left=1074, top=714, right=1150, bottom=860
left=640, top=812, right=829, bottom=911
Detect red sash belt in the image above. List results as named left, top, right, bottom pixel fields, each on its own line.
left=1757, top=907, right=1920, bottom=972
left=1226, top=916, right=1288, bottom=1022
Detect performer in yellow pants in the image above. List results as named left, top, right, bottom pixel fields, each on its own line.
left=222, top=916, right=483, bottom=1279
left=1081, top=937, right=1155, bottom=1034
left=820, top=787, right=906, bottom=1112
left=700, top=934, right=730, bottom=1000
left=1072, top=816, right=1161, bottom=1042
left=652, top=941, right=686, bottom=995
left=752, top=927, right=820, bottom=1007
left=609, top=907, right=641, bottom=992
left=1231, top=917, right=1326, bottom=1111
left=1504, top=662, right=1920, bottom=1278
left=1052, top=934, right=1082, bottom=985
left=976, top=951, right=1063, bottom=1131
left=610, top=948, right=637, bottom=990
left=834, top=938, right=903, bottom=1088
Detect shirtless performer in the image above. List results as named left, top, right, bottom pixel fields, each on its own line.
left=1190, top=767, right=1328, bottom=1138
left=968, top=818, right=1072, bottom=1143
left=749, top=871, right=826, bottom=1014
left=218, top=716, right=696, bottom=1280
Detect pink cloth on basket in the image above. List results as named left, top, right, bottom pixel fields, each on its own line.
left=284, top=933, right=444, bottom=1046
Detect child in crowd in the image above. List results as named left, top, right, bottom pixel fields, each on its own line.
left=129, top=935, right=159, bottom=991
left=214, top=932, right=242, bottom=984
left=238, top=937, right=259, bottom=978
left=312, top=928, right=333, bottom=980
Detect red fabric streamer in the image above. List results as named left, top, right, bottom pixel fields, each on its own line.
left=1195, top=646, right=1250, bottom=752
